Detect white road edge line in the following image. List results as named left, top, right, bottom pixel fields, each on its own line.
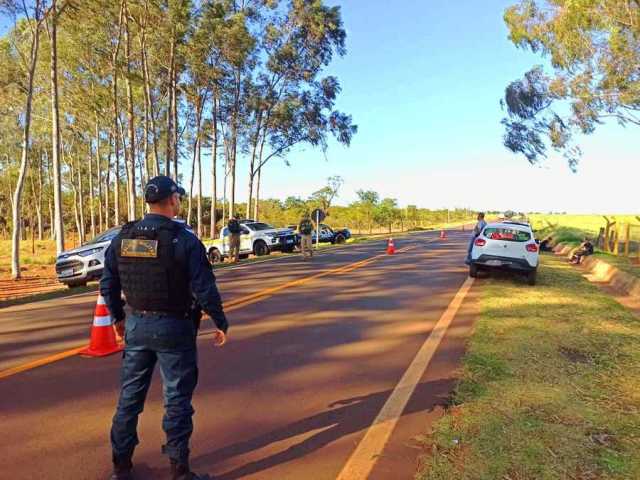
left=335, top=276, right=475, bottom=480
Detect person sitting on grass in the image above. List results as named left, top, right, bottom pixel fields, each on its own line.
left=539, top=236, right=553, bottom=252
left=570, top=238, right=594, bottom=264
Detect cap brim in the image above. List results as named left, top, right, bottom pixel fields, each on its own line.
left=177, top=186, right=186, bottom=196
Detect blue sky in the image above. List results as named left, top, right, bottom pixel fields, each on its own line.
left=2, top=2, right=637, bottom=213
left=250, top=0, right=638, bottom=214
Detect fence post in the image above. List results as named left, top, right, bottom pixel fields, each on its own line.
left=603, top=217, right=611, bottom=252
left=613, top=224, right=620, bottom=256
left=625, top=223, right=631, bottom=257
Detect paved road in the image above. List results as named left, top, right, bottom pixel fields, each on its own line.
left=0, top=230, right=478, bottom=479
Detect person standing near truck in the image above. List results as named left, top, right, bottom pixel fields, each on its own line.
left=227, top=215, right=242, bottom=263
left=299, top=214, right=314, bottom=260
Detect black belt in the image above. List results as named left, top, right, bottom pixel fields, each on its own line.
left=132, top=310, right=187, bottom=317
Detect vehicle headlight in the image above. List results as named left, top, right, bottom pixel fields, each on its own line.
left=78, top=247, right=104, bottom=257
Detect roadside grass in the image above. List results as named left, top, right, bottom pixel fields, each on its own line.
left=416, top=254, right=640, bottom=480
left=0, top=239, right=58, bottom=278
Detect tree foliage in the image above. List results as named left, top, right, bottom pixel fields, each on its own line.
left=502, top=0, right=640, bottom=169
left=0, top=0, right=356, bottom=272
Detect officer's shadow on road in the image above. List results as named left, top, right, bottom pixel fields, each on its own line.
left=193, top=378, right=453, bottom=479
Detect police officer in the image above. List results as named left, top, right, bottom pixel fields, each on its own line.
left=298, top=213, right=314, bottom=260
left=227, top=215, right=242, bottom=263
left=101, top=175, right=228, bottom=480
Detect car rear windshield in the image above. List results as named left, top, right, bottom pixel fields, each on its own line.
left=483, top=227, right=531, bottom=242
left=247, top=222, right=275, bottom=231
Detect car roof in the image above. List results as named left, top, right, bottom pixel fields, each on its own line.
left=485, top=221, right=532, bottom=231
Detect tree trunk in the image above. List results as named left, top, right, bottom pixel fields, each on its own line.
left=187, top=138, right=196, bottom=226
left=196, top=126, right=203, bottom=239
left=36, top=152, right=43, bottom=240
left=95, top=116, right=104, bottom=232
left=124, top=3, right=136, bottom=221
left=105, top=133, right=112, bottom=229
left=166, top=36, right=175, bottom=177
left=111, top=1, right=124, bottom=226
left=76, top=155, right=86, bottom=243
left=88, top=139, right=96, bottom=239
left=49, top=0, right=64, bottom=254
left=172, top=65, right=179, bottom=180
left=210, top=95, right=218, bottom=239
left=140, top=4, right=159, bottom=176
left=45, top=150, right=54, bottom=239
left=11, top=5, right=42, bottom=279
left=246, top=112, right=263, bottom=219
left=229, top=68, right=241, bottom=218
left=253, top=132, right=267, bottom=221
left=187, top=97, right=202, bottom=227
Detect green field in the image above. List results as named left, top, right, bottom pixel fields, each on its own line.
left=417, top=254, right=640, bottom=480
left=529, top=214, right=640, bottom=243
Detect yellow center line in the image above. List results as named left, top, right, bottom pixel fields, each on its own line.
left=335, top=276, right=475, bottom=480
left=0, top=347, right=86, bottom=380
left=0, top=244, right=421, bottom=380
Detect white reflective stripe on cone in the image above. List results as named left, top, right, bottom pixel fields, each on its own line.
left=93, top=315, right=112, bottom=327
left=96, top=295, right=107, bottom=305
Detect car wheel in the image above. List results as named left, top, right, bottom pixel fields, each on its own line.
left=282, top=246, right=295, bottom=253
left=254, top=240, right=269, bottom=257
left=469, top=264, right=478, bottom=278
left=527, top=269, right=537, bottom=286
left=67, top=281, right=87, bottom=289
left=208, top=248, right=222, bottom=264
left=335, top=234, right=346, bottom=244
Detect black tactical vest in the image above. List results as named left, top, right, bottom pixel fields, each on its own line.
left=299, top=219, right=313, bottom=235
left=114, top=219, right=191, bottom=314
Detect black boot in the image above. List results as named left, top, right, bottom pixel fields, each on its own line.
left=110, top=454, right=133, bottom=480
left=170, top=459, right=203, bottom=480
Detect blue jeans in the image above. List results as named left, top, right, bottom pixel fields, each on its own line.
left=111, top=313, right=198, bottom=463
left=466, top=235, right=476, bottom=263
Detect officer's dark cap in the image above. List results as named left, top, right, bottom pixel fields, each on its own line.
left=144, top=176, right=186, bottom=204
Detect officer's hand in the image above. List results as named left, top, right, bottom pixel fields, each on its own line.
left=114, top=320, right=125, bottom=341
left=212, top=329, right=227, bottom=347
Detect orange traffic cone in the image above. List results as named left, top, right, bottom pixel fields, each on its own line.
left=79, top=294, right=123, bottom=357
left=387, top=238, right=396, bottom=255
left=440, top=229, right=447, bottom=240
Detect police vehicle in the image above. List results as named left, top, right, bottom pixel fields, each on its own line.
left=288, top=223, right=351, bottom=245
left=469, top=221, right=539, bottom=285
left=204, top=221, right=297, bottom=263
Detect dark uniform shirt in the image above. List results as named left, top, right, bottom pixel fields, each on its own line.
left=101, top=213, right=228, bottom=332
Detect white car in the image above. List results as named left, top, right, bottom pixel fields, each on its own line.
left=55, top=219, right=195, bottom=288
left=55, top=226, right=122, bottom=287
left=205, top=221, right=297, bottom=263
left=469, top=221, right=539, bottom=285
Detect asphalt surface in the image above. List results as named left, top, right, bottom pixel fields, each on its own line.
left=0, top=230, right=478, bottom=479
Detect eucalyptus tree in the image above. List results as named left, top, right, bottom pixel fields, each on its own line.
left=502, top=1, right=640, bottom=169
left=4, top=0, right=46, bottom=278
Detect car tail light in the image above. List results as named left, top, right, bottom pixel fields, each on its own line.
left=474, top=238, right=486, bottom=247
left=526, top=243, right=538, bottom=253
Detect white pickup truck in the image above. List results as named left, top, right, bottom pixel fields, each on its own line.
left=204, top=221, right=298, bottom=263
